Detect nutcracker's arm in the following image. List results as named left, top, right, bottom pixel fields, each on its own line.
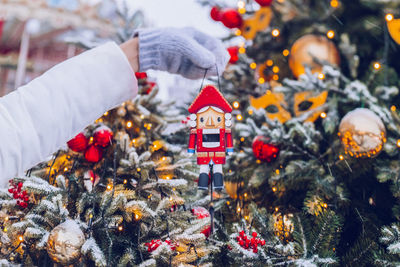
left=225, top=128, right=233, bottom=154
left=187, top=128, right=197, bottom=153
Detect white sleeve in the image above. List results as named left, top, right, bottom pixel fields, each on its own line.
left=0, top=42, right=138, bottom=186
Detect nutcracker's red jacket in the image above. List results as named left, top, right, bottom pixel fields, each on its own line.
left=187, top=128, right=233, bottom=165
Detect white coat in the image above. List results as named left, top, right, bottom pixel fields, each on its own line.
left=0, top=42, right=138, bottom=187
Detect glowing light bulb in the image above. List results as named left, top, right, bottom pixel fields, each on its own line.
left=282, top=49, right=290, bottom=56
left=386, top=13, right=394, bottom=22
left=233, top=101, right=240, bottom=109
left=235, top=29, right=242, bottom=36
left=135, top=213, right=140, bottom=220
left=137, top=168, right=141, bottom=172
left=397, top=139, right=400, bottom=148
left=272, top=66, right=280, bottom=73
left=18, top=235, right=23, bottom=242
left=272, top=74, right=279, bottom=81
left=320, top=112, right=327, bottom=118
left=339, top=155, right=344, bottom=160
left=272, top=29, right=280, bottom=37
left=103, top=111, right=108, bottom=116
left=391, top=105, right=396, bottom=112
left=374, top=62, right=381, bottom=70
left=267, top=60, right=274, bottom=66
left=275, top=169, right=280, bottom=175
left=123, top=179, right=127, bottom=184
left=126, top=121, right=133, bottom=128
left=118, top=225, right=123, bottom=231
left=236, top=114, right=243, bottom=121
left=258, top=77, right=265, bottom=84
left=250, top=62, right=257, bottom=69
left=318, top=73, right=325, bottom=80
left=330, top=0, right=339, bottom=7
left=107, top=184, right=112, bottom=190
left=327, top=30, right=335, bottom=39
left=275, top=207, right=279, bottom=212
left=272, top=187, right=277, bottom=192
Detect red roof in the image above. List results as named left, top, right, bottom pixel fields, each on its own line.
left=188, top=85, right=232, bottom=114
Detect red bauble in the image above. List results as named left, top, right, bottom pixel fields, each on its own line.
left=135, top=72, right=147, bottom=79
left=227, top=46, right=239, bottom=64
left=255, top=0, right=273, bottom=6
left=192, top=207, right=211, bottom=238
left=93, top=126, right=113, bottom=148
left=146, top=82, right=156, bottom=95
left=201, top=226, right=211, bottom=238
left=252, top=136, right=279, bottom=162
left=210, top=6, right=221, bottom=21
left=192, top=206, right=210, bottom=219
left=84, top=145, right=103, bottom=163
left=220, top=9, right=243, bottom=29
left=67, top=133, right=88, bottom=152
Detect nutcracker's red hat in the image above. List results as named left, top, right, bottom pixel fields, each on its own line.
left=188, top=85, right=233, bottom=114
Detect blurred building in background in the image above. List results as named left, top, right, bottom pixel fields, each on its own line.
left=0, top=0, right=120, bottom=96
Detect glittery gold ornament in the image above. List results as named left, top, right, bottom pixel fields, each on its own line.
left=47, top=219, right=85, bottom=265
left=273, top=213, right=294, bottom=242
left=250, top=91, right=292, bottom=123
left=338, top=108, right=386, bottom=158
left=387, top=18, right=400, bottom=45
left=240, top=7, right=272, bottom=40
left=289, top=34, right=340, bottom=78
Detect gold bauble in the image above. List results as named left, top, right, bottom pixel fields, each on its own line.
left=338, top=108, right=386, bottom=158
left=289, top=34, right=340, bottom=78
left=47, top=219, right=85, bottom=265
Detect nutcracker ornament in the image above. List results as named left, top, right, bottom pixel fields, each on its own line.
left=187, top=85, right=233, bottom=191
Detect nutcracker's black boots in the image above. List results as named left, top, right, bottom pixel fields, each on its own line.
left=198, top=173, right=209, bottom=190
left=213, top=173, right=223, bottom=191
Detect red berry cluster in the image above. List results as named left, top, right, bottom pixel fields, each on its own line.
left=145, top=239, right=177, bottom=252
left=181, top=116, right=190, bottom=124
left=236, top=231, right=265, bottom=253
left=8, top=181, right=29, bottom=208
left=210, top=7, right=243, bottom=29
left=67, top=126, right=113, bottom=163
left=135, top=72, right=157, bottom=95
left=227, top=46, right=239, bottom=64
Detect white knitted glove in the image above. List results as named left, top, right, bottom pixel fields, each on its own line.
left=137, top=27, right=229, bottom=79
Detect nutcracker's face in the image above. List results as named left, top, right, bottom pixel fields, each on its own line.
left=197, top=107, right=225, bottom=129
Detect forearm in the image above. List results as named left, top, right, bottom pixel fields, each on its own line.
left=0, top=42, right=137, bottom=186
left=120, top=37, right=140, bottom=72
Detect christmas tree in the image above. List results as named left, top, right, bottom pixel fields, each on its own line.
left=190, top=0, right=400, bottom=265
left=0, top=4, right=216, bottom=267
left=2, top=0, right=400, bottom=266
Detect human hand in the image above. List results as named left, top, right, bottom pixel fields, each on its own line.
left=132, top=27, right=229, bottom=79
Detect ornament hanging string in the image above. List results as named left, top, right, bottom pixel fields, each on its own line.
left=199, top=64, right=222, bottom=92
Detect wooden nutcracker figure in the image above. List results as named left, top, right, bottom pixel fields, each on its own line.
left=187, top=85, right=233, bottom=191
